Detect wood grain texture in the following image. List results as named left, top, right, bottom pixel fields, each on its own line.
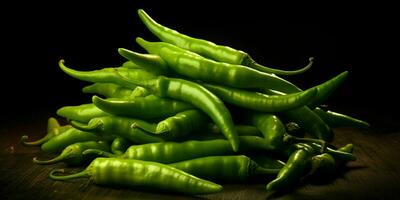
left=1, top=110, right=400, bottom=200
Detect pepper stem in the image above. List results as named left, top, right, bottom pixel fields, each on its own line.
left=82, top=149, right=116, bottom=158
left=21, top=134, right=52, bottom=146
left=49, top=168, right=91, bottom=181
left=244, top=56, right=314, bottom=76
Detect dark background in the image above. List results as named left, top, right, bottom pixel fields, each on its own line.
left=2, top=1, right=398, bottom=123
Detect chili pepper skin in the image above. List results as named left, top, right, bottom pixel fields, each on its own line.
left=92, top=95, right=193, bottom=120
left=111, top=137, right=131, bottom=155
left=56, top=103, right=108, bottom=123
left=71, top=116, right=163, bottom=144
left=49, top=157, right=223, bottom=195
left=137, top=9, right=312, bottom=76
left=41, top=127, right=103, bottom=153
left=202, top=83, right=317, bottom=112
left=133, top=109, right=209, bottom=140
left=33, top=141, right=109, bottom=166
left=314, top=107, right=370, bottom=129
left=83, top=136, right=277, bottom=164
left=118, top=48, right=169, bottom=75
left=59, top=59, right=157, bottom=86
left=136, top=37, right=300, bottom=92
left=115, top=74, right=240, bottom=152
left=169, top=155, right=279, bottom=182
left=184, top=124, right=262, bottom=141
left=21, top=117, right=71, bottom=146
left=266, top=143, right=316, bottom=191
left=308, top=143, right=356, bottom=162
left=249, top=154, right=286, bottom=170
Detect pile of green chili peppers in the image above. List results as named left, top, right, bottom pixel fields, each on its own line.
left=22, top=9, right=369, bottom=196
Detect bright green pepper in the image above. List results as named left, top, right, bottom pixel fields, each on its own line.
left=314, top=107, right=370, bottom=129
left=137, top=9, right=313, bottom=76
left=56, top=103, right=108, bottom=123
left=49, top=157, right=223, bottom=195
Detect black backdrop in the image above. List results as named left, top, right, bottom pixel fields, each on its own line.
left=2, top=1, right=398, bottom=122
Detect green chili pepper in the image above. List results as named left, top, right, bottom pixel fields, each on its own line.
left=308, top=143, right=356, bottom=162
left=249, top=154, right=286, bottom=170
left=92, top=95, right=193, bottom=120
left=202, top=83, right=317, bottom=112
left=71, top=115, right=163, bottom=144
left=56, top=103, right=108, bottom=123
left=266, top=143, right=316, bottom=191
left=41, top=127, right=105, bottom=153
left=135, top=37, right=300, bottom=92
left=21, top=117, right=72, bottom=146
left=58, top=59, right=157, bottom=86
left=113, top=71, right=240, bottom=152
left=169, top=155, right=279, bottom=182
left=82, top=83, right=148, bottom=100
left=133, top=109, right=209, bottom=140
left=49, top=157, right=223, bottom=195
left=184, top=124, right=262, bottom=141
left=314, top=107, right=370, bottom=129
left=83, top=136, right=278, bottom=164
left=137, top=9, right=313, bottom=76
left=111, top=137, right=131, bottom=155
left=118, top=48, right=170, bottom=75
left=33, top=140, right=109, bottom=166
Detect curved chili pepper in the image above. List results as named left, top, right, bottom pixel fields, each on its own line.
left=314, top=107, right=370, bottom=129
left=136, top=37, right=300, bottom=92
left=169, top=155, right=280, bottom=182
left=92, top=95, right=193, bottom=120
left=56, top=103, right=109, bottom=123
left=266, top=143, right=316, bottom=191
left=49, top=157, right=223, bottom=195
left=70, top=115, right=163, bottom=144
left=137, top=9, right=313, bottom=76
left=33, top=140, right=109, bottom=166
left=82, top=83, right=137, bottom=99
left=112, top=70, right=240, bottom=152
left=41, top=127, right=106, bottom=153
left=202, top=83, right=317, bottom=112
left=21, top=117, right=71, bottom=146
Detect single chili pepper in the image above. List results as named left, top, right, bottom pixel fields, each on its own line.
left=202, top=83, right=317, bottom=112
left=118, top=48, right=170, bottom=75
left=168, top=155, right=279, bottom=182
left=58, top=59, right=157, bottom=87
left=21, top=117, right=72, bottom=146
left=82, top=83, right=137, bottom=99
left=266, top=143, right=316, bottom=191
left=313, top=107, right=370, bottom=129
left=111, top=137, right=131, bottom=155
left=49, top=157, right=223, bottom=195
left=41, top=127, right=105, bottom=153
left=33, top=140, right=109, bottom=166
left=263, top=71, right=349, bottom=108
left=136, top=37, right=300, bottom=92
left=92, top=95, right=193, bottom=120
left=184, top=124, right=262, bottom=141
left=113, top=71, right=240, bottom=152
left=56, top=103, right=109, bottom=123
left=71, top=115, right=163, bottom=144
left=137, top=9, right=313, bottom=76
left=83, top=136, right=279, bottom=164
left=133, top=109, right=209, bottom=140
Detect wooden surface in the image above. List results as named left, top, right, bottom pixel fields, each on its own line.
left=1, top=110, right=400, bottom=200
